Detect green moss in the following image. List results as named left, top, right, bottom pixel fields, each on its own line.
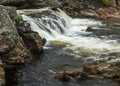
left=13, top=15, right=23, bottom=25
left=102, top=0, right=110, bottom=6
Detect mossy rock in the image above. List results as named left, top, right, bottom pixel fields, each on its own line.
left=102, top=0, right=110, bottom=6
left=13, top=15, right=23, bottom=25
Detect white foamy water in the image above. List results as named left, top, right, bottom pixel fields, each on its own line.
left=18, top=8, right=120, bottom=62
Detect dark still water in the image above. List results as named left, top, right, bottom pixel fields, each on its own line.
left=4, top=44, right=120, bottom=86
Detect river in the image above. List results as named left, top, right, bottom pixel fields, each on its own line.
left=5, top=8, right=120, bottom=86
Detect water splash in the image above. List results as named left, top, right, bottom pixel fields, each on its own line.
left=18, top=8, right=120, bottom=61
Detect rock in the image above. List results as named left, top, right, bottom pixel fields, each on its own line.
left=0, top=0, right=26, bottom=5
left=0, top=59, right=5, bottom=86
left=83, top=61, right=120, bottom=79
left=54, top=71, right=71, bottom=82
left=53, top=68, right=88, bottom=81
left=0, top=5, right=31, bottom=64
left=51, top=40, right=69, bottom=46
left=17, top=22, right=32, bottom=35
left=80, top=9, right=99, bottom=18
left=86, top=26, right=94, bottom=32
left=17, top=22, right=46, bottom=55
left=103, top=62, right=120, bottom=79
left=96, top=7, right=120, bottom=19
left=54, top=61, right=120, bottom=81
left=22, top=32, right=45, bottom=54
left=83, top=62, right=105, bottom=75
left=110, top=0, right=117, bottom=7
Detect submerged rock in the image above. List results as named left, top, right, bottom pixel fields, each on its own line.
left=54, top=61, right=120, bottom=81
left=53, top=68, right=88, bottom=81
left=86, top=26, right=94, bottom=32
left=51, top=40, right=69, bottom=46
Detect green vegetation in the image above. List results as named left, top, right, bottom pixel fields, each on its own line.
left=13, top=15, right=23, bottom=25
left=102, top=0, right=110, bottom=6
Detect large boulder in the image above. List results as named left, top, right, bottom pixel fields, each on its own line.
left=0, top=5, right=31, bottom=64
left=17, top=22, right=46, bottom=55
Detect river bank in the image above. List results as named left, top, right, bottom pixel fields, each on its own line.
left=0, top=5, right=46, bottom=85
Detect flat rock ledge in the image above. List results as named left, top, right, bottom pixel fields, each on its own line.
left=53, top=62, right=120, bottom=82
left=0, top=5, right=45, bottom=85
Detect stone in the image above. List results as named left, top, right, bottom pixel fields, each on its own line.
left=0, top=0, right=26, bottom=5
left=0, top=5, right=31, bottom=64
left=53, top=68, right=88, bottom=81
left=51, top=40, right=69, bottom=46
left=0, top=59, right=5, bottom=86
left=54, top=71, right=71, bottom=82
left=80, top=9, right=99, bottom=18
left=83, top=62, right=105, bottom=75
left=22, top=32, right=45, bottom=54
left=86, top=26, right=94, bottom=32
left=17, top=22, right=46, bottom=55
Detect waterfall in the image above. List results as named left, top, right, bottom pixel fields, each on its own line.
left=18, top=8, right=120, bottom=58
left=19, top=8, right=72, bottom=40
left=17, top=8, right=102, bottom=40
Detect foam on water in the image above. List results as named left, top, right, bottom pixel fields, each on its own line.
left=18, top=8, right=120, bottom=62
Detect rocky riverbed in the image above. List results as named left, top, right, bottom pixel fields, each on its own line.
left=0, top=0, right=120, bottom=86
left=0, top=5, right=45, bottom=85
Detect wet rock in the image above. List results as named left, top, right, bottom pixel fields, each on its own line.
left=103, top=62, right=120, bottom=79
left=51, top=40, right=69, bottom=46
left=86, top=26, right=94, bottom=32
left=54, top=68, right=88, bottom=81
left=86, top=26, right=120, bottom=36
left=83, top=61, right=120, bottom=79
left=83, top=62, right=106, bottom=75
left=22, top=32, right=45, bottom=54
left=54, top=71, right=71, bottom=82
left=17, top=22, right=32, bottom=35
left=17, top=22, right=46, bottom=55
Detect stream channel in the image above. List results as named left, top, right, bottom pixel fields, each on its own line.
left=5, top=8, right=120, bottom=86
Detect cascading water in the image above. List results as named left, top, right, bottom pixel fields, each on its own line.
left=18, top=8, right=120, bottom=62
left=18, top=8, right=71, bottom=40
left=5, top=8, right=120, bottom=86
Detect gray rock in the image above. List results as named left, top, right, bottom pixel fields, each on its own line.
left=80, top=9, right=99, bottom=18
left=0, top=5, right=31, bottom=64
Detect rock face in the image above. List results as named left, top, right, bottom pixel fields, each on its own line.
left=0, top=5, right=45, bottom=86
left=17, top=23, right=46, bottom=55
left=0, top=5, right=31, bottom=64
left=0, top=0, right=120, bottom=19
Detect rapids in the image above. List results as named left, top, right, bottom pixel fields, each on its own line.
left=18, top=8, right=120, bottom=61
left=5, top=8, right=120, bottom=86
